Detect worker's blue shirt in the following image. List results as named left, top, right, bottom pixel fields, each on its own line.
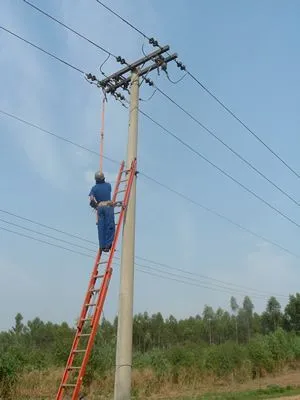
left=89, top=181, right=112, bottom=202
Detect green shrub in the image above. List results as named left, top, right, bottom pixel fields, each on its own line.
left=0, top=352, right=21, bottom=398
left=266, top=329, right=294, bottom=367
left=288, top=332, right=300, bottom=359
left=205, top=342, right=246, bottom=377
left=84, top=342, right=115, bottom=386
left=247, top=335, right=274, bottom=373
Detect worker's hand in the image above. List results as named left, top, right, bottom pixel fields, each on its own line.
left=89, top=198, right=98, bottom=209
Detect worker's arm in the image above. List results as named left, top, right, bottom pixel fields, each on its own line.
left=88, top=187, right=98, bottom=209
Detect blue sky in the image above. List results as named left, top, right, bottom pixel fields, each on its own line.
left=0, top=0, right=299, bottom=331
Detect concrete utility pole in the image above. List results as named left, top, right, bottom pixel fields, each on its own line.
left=114, top=70, right=139, bottom=400
left=86, top=45, right=177, bottom=400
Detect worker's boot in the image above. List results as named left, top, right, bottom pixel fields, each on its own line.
left=102, top=243, right=113, bottom=252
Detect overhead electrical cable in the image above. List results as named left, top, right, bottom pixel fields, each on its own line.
left=0, top=109, right=119, bottom=165
left=152, top=87, right=299, bottom=207
left=22, top=0, right=117, bottom=58
left=139, top=109, right=300, bottom=230
left=1, top=110, right=299, bottom=259
left=0, top=26, right=85, bottom=74
left=19, top=1, right=299, bottom=200
left=93, top=0, right=300, bottom=179
left=0, top=208, right=290, bottom=298
left=0, top=225, right=287, bottom=299
left=6, top=8, right=298, bottom=208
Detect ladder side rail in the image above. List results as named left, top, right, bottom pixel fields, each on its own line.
left=72, top=268, right=113, bottom=400
left=112, top=161, right=125, bottom=203
left=56, top=251, right=101, bottom=400
left=78, top=252, right=101, bottom=326
left=122, top=159, right=137, bottom=208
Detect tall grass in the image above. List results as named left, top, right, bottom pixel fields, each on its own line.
left=3, top=329, right=300, bottom=399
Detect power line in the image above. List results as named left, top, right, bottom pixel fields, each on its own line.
left=0, top=226, right=94, bottom=258
left=185, top=72, right=300, bottom=179
left=134, top=261, right=287, bottom=299
left=0, top=26, right=85, bottom=74
left=0, top=218, right=96, bottom=253
left=93, top=0, right=300, bottom=179
left=140, top=173, right=300, bottom=260
left=95, top=0, right=147, bottom=40
left=133, top=258, right=288, bottom=298
left=1, top=109, right=299, bottom=259
left=0, top=208, right=96, bottom=245
left=17, top=1, right=299, bottom=199
left=153, top=87, right=300, bottom=207
left=0, top=224, right=285, bottom=300
left=139, top=109, right=300, bottom=231
left=105, top=94, right=300, bottom=232
left=0, top=207, right=290, bottom=298
left=136, top=268, right=279, bottom=300
left=3, top=16, right=297, bottom=213
left=6, top=4, right=293, bottom=300
left=14, top=2, right=299, bottom=207
left=116, top=92, right=299, bottom=211
left=21, top=0, right=123, bottom=62
left=18, top=0, right=137, bottom=83
left=0, top=109, right=119, bottom=165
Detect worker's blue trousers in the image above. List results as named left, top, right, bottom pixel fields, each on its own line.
left=97, top=205, right=115, bottom=250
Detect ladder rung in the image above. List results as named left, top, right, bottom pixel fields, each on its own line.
left=117, top=189, right=126, bottom=194
left=114, top=211, right=121, bottom=215
left=63, top=383, right=76, bottom=387
left=94, top=274, right=104, bottom=279
left=86, top=303, right=97, bottom=307
left=119, top=179, right=128, bottom=183
left=97, top=261, right=107, bottom=265
left=68, top=366, right=81, bottom=370
left=73, top=349, right=86, bottom=353
left=89, top=288, right=100, bottom=293
left=78, top=333, right=91, bottom=337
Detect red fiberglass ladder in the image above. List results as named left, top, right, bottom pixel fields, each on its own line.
left=56, top=159, right=137, bottom=400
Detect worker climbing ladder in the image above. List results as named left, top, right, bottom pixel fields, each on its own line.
left=56, top=159, right=137, bottom=400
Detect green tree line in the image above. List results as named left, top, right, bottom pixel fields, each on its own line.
left=1, top=293, right=300, bottom=397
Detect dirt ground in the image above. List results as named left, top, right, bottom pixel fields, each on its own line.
left=237, top=369, right=300, bottom=392
left=161, top=369, right=300, bottom=399
left=197, top=369, right=300, bottom=395
left=273, top=397, right=300, bottom=400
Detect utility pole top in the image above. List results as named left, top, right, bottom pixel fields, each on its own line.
left=86, top=46, right=177, bottom=97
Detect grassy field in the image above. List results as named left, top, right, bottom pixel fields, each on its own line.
left=9, top=366, right=300, bottom=399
